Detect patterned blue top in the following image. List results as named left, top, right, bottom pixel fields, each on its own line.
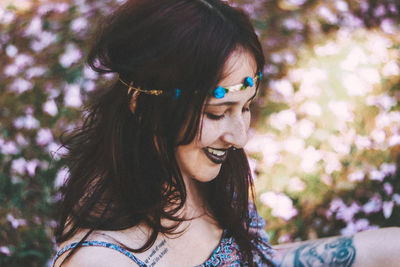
left=53, top=208, right=277, bottom=266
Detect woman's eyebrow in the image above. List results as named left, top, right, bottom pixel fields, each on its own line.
left=205, top=90, right=258, bottom=107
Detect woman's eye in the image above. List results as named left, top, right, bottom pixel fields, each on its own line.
left=206, top=113, right=225, bottom=120
left=242, top=107, right=250, bottom=113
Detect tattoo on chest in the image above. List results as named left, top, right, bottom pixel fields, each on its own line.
left=144, top=239, right=168, bottom=266
left=280, top=236, right=356, bottom=267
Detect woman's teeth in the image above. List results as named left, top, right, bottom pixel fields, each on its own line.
left=203, top=147, right=228, bottom=164
left=207, top=147, right=226, bottom=156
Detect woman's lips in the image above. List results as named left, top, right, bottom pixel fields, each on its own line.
left=202, top=147, right=228, bottom=164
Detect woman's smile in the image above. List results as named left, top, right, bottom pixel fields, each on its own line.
left=202, top=147, right=229, bottom=164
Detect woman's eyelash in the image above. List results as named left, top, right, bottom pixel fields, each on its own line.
left=206, top=113, right=225, bottom=120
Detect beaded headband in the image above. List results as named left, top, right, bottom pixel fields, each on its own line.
left=119, top=71, right=262, bottom=99
left=210, top=72, right=262, bottom=99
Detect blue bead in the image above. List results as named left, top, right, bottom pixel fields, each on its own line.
left=244, top=76, right=254, bottom=87
left=213, top=86, right=226, bottom=98
left=173, top=88, right=181, bottom=99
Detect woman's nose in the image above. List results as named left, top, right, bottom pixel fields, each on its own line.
left=221, top=115, right=249, bottom=148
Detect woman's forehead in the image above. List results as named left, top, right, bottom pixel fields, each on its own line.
left=219, top=50, right=257, bottom=87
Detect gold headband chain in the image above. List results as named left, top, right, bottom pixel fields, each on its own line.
left=119, top=78, right=163, bottom=96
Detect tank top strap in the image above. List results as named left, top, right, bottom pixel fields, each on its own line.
left=53, top=240, right=147, bottom=267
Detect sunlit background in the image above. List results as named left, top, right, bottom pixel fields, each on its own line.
left=0, top=0, right=399, bottom=265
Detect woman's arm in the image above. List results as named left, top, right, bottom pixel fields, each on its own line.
left=272, top=227, right=400, bottom=267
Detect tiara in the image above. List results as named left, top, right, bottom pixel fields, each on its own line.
left=210, top=72, right=262, bottom=99
left=119, top=77, right=181, bottom=99
left=119, top=71, right=262, bottom=99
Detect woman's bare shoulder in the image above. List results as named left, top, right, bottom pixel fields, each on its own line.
left=54, top=227, right=149, bottom=267
left=54, top=244, right=137, bottom=267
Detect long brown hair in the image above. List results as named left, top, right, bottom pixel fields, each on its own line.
left=55, top=0, right=272, bottom=265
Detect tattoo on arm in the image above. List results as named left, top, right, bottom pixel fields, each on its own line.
left=144, top=239, right=168, bottom=266
left=279, top=236, right=356, bottom=267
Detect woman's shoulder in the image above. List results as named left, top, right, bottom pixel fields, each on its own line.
left=54, top=242, right=138, bottom=267
left=53, top=227, right=149, bottom=267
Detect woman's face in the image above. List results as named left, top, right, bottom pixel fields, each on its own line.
left=175, top=51, right=257, bottom=183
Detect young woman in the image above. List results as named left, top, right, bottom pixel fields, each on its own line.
left=53, top=0, right=275, bottom=266
left=53, top=0, right=400, bottom=266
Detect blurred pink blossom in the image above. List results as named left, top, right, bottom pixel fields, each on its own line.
left=83, top=65, right=99, bottom=80
left=366, top=94, right=396, bottom=111
left=269, top=79, right=294, bottom=98
left=283, top=137, right=304, bottom=155
left=10, top=78, right=33, bottom=94
left=70, top=17, right=88, bottom=33
left=13, top=115, right=40, bottom=129
left=54, top=167, right=70, bottom=188
left=43, top=99, right=58, bottom=116
left=5, top=44, right=18, bottom=57
left=374, top=5, right=386, bottom=17
left=389, top=134, right=400, bottom=147
left=15, top=54, right=34, bottom=68
left=288, top=177, right=306, bottom=192
left=7, top=214, right=27, bottom=229
left=36, top=128, right=54, bottom=146
left=340, top=47, right=367, bottom=71
left=354, top=135, right=372, bottom=150
left=329, top=198, right=346, bottom=213
left=270, top=109, right=297, bottom=130
left=4, top=64, right=19, bottom=76
left=383, top=201, right=394, bottom=219
left=370, top=129, right=386, bottom=145
left=363, top=194, right=382, bottom=214
left=328, top=136, right=350, bottom=155
left=0, top=9, right=15, bottom=24
left=26, top=160, right=39, bottom=177
left=47, top=142, right=67, bottom=161
left=37, top=3, right=69, bottom=15
left=11, top=158, right=27, bottom=175
left=314, top=42, right=340, bottom=56
left=392, top=194, right=400, bottom=205
left=300, top=146, right=322, bottom=173
left=0, top=246, right=11, bottom=256
left=323, top=152, right=341, bottom=174
left=369, top=169, right=385, bottom=182
left=26, top=66, right=46, bottom=79
left=282, top=18, right=304, bottom=31
left=1, top=141, right=18, bottom=155
left=383, top=183, right=393, bottom=195
left=83, top=80, right=96, bottom=92
left=260, top=192, right=298, bottom=221
left=64, top=84, right=82, bottom=108
left=15, top=133, right=29, bottom=147
left=59, top=44, right=83, bottom=68
left=299, top=101, right=321, bottom=117
left=348, top=170, right=365, bottom=182
left=30, top=31, right=57, bottom=52
left=342, top=73, right=371, bottom=96
left=335, top=0, right=348, bottom=12
left=380, top=19, right=397, bottom=35
left=382, top=60, right=400, bottom=77
left=296, top=119, right=314, bottom=139
left=246, top=134, right=281, bottom=167
left=336, top=202, right=361, bottom=223
left=380, top=163, right=396, bottom=176
left=24, top=17, right=42, bottom=37
left=328, top=101, right=353, bottom=122
left=318, top=6, right=338, bottom=24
